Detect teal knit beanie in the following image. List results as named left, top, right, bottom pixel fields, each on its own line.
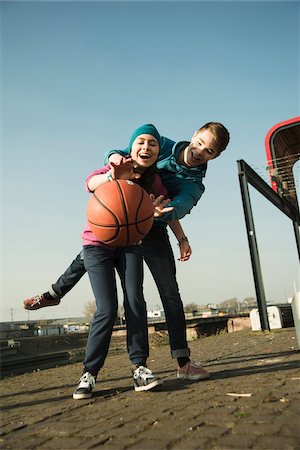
left=128, top=124, right=161, bottom=151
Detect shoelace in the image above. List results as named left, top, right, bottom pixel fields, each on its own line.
left=79, top=372, right=95, bottom=387
left=189, top=361, right=204, bottom=368
left=30, top=295, right=43, bottom=306
left=134, top=366, right=154, bottom=380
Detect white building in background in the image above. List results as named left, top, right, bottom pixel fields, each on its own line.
left=147, top=309, right=165, bottom=320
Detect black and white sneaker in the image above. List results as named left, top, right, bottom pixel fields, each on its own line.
left=132, top=366, right=162, bottom=391
left=73, top=372, right=96, bottom=399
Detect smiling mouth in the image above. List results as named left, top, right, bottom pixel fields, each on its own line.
left=139, top=154, right=151, bottom=160
left=191, top=151, right=202, bottom=161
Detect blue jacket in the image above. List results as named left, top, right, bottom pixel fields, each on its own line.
left=104, top=136, right=207, bottom=222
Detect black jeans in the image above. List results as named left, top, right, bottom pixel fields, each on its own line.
left=83, top=244, right=148, bottom=376
left=51, top=224, right=189, bottom=358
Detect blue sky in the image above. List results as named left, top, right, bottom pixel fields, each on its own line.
left=1, top=1, right=299, bottom=322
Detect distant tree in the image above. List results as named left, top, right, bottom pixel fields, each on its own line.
left=83, top=300, right=96, bottom=319
left=184, top=303, right=200, bottom=313
left=242, top=297, right=256, bottom=306
left=83, top=301, right=125, bottom=323
left=218, top=298, right=239, bottom=310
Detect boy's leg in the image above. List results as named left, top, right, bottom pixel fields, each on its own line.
left=50, top=250, right=86, bottom=298
left=23, top=251, right=86, bottom=310
left=142, top=224, right=189, bottom=358
left=142, top=224, right=209, bottom=380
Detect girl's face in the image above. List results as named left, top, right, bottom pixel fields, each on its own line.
left=130, top=134, right=159, bottom=169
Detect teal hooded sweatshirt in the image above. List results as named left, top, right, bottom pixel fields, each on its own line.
left=104, top=136, right=207, bottom=223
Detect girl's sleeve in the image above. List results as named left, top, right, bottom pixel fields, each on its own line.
left=152, top=175, right=169, bottom=198
left=85, top=164, right=111, bottom=192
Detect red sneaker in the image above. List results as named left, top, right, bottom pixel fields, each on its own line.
left=177, top=361, right=210, bottom=381
left=23, top=294, right=60, bottom=310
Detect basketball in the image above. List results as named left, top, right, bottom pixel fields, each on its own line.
left=87, top=179, right=154, bottom=247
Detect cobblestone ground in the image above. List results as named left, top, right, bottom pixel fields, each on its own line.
left=1, top=328, right=300, bottom=450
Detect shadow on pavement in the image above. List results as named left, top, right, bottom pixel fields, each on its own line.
left=0, top=385, right=133, bottom=411
left=0, top=383, right=75, bottom=399
left=210, top=359, right=300, bottom=380
left=205, top=349, right=299, bottom=367
left=0, top=377, right=191, bottom=411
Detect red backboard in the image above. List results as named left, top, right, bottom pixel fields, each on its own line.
left=265, top=116, right=300, bottom=212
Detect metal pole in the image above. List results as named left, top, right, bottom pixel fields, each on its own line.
left=237, top=160, right=270, bottom=331
left=292, top=221, right=300, bottom=261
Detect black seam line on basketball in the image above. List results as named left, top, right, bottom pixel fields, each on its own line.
left=88, top=220, right=119, bottom=242
left=135, top=189, right=154, bottom=234
left=93, top=192, right=119, bottom=226
left=135, top=188, right=144, bottom=225
left=88, top=218, right=152, bottom=227
left=116, top=180, right=130, bottom=246
left=135, top=215, right=154, bottom=234
left=91, top=191, right=119, bottom=242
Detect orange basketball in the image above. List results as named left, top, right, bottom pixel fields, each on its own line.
left=87, top=179, right=154, bottom=247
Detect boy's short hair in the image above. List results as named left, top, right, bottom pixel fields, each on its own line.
left=199, top=122, right=230, bottom=154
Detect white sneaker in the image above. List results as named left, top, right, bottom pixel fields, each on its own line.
left=73, top=372, right=96, bottom=399
left=132, top=366, right=162, bottom=392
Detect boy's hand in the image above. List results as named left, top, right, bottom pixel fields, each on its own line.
left=150, top=195, right=174, bottom=218
left=178, top=240, right=192, bottom=262
left=110, top=159, right=141, bottom=180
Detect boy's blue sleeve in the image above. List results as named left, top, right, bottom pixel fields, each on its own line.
left=158, top=182, right=205, bottom=222
left=103, top=147, right=130, bottom=164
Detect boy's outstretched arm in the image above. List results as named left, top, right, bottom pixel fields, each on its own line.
left=104, top=148, right=130, bottom=165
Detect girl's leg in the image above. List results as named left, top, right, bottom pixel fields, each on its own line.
left=83, top=245, right=118, bottom=376
left=116, top=245, right=149, bottom=366
left=117, top=245, right=162, bottom=391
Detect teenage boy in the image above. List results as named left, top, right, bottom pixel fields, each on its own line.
left=23, top=122, right=230, bottom=381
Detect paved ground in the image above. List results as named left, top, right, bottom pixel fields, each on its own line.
left=1, top=328, right=300, bottom=450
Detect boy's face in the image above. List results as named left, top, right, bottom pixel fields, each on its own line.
left=182, top=129, right=220, bottom=167
left=130, top=134, right=159, bottom=168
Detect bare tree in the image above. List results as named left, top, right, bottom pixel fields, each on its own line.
left=83, top=301, right=126, bottom=324
left=184, top=303, right=200, bottom=313
left=242, top=297, right=256, bottom=306
left=83, top=300, right=96, bottom=319
left=218, top=298, right=239, bottom=310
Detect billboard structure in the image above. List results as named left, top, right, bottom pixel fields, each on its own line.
left=237, top=117, right=300, bottom=331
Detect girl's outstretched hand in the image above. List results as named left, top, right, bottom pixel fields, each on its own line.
left=110, top=159, right=141, bottom=180
left=150, top=195, right=174, bottom=218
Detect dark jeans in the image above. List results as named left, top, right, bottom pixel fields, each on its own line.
left=83, top=244, right=148, bottom=376
left=141, top=224, right=189, bottom=358
left=51, top=224, right=189, bottom=358
left=50, top=251, right=86, bottom=298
